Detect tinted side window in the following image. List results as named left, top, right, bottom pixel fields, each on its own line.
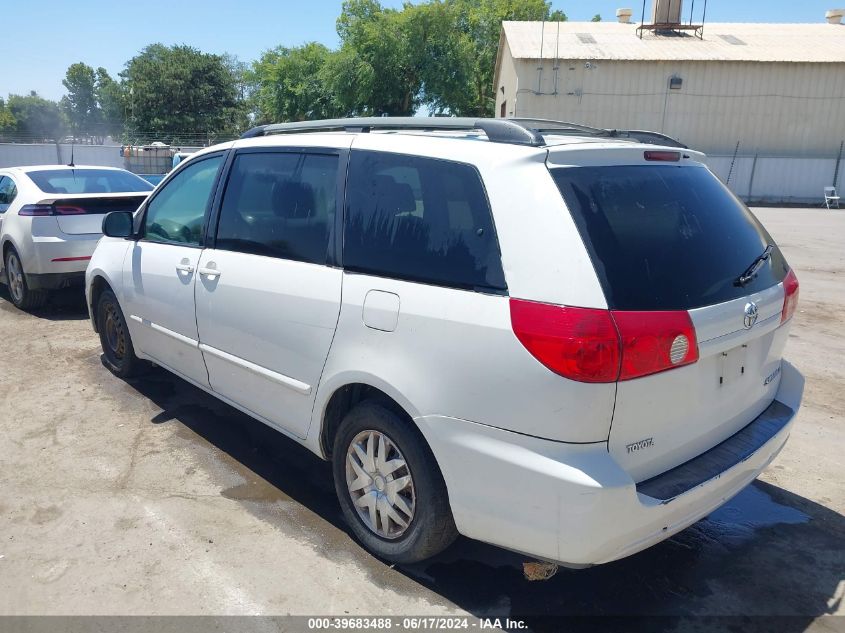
left=215, top=152, right=337, bottom=265
left=143, top=156, right=223, bottom=245
left=344, top=151, right=506, bottom=292
left=0, top=176, right=17, bottom=212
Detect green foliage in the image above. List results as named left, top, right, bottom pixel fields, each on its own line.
left=446, top=0, right=561, bottom=116
left=591, top=13, right=602, bottom=21
left=121, top=44, right=245, bottom=143
left=95, top=67, right=126, bottom=140
left=0, top=98, right=16, bottom=133
left=61, top=63, right=99, bottom=138
left=6, top=92, right=65, bottom=140
left=250, top=43, right=345, bottom=122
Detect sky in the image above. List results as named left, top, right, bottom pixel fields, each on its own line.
left=0, top=0, right=838, bottom=101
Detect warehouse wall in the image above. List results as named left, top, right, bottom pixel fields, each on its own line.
left=499, top=58, right=845, bottom=157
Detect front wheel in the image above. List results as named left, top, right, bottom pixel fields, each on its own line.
left=332, top=401, right=457, bottom=563
left=4, top=248, right=47, bottom=310
left=96, top=288, right=146, bottom=379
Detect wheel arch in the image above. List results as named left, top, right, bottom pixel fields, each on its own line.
left=315, top=374, right=425, bottom=461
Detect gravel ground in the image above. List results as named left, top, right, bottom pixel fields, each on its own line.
left=0, top=207, right=842, bottom=631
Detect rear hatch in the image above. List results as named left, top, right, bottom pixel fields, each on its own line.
left=549, top=148, right=797, bottom=482
left=33, top=194, right=147, bottom=235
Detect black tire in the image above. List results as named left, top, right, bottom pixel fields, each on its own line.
left=332, top=400, right=457, bottom=563
left=4, top=247, right=48, bottom=310
left=96, top=288, right=146, bottom=379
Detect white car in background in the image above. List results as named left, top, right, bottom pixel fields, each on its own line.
left=0, top=165, right=152, bottom=309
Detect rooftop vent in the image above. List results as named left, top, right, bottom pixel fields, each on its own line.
left=826, top=8, right=844, bottom=23
left=616, top=8, right=634, bottom=23
left=717, top=34, right=747, bottom=45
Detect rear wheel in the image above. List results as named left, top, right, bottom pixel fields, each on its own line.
left=97, top=288, right=145, bottom=378
left=332, top=401, right=457, bottom=563
left=4, top=247, right=47, bottom=310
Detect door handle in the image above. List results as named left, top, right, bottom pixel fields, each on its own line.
left=175, top=263, right=194, bottom=273
left=198, top=266, right=221, bottom=278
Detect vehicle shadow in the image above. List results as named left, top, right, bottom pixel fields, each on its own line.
left=0, top=283, right=89, bottom=321
left=121, top=367, right=844, bottom=632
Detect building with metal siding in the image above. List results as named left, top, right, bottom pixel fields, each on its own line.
left=493, top=21, right=845, bottom=159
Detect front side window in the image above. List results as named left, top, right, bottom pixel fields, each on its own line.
left=0, top=176, right=17, bottom=212
left=215, top=152, right=338, bottom=265
left=27, top=169, right=153, bottom=194
left=343, top=151, right=506, bottom=292
left=143, top=156, right=223, bottom=246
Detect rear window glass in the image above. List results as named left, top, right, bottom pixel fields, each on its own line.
left=27, top=169, right=153, bottom=194
left=551, top=165, right=788, bottom=310
left=344, top=151, right=506, bottom=293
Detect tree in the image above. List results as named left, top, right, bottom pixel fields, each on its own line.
left=61, top=63, right=99, bottom=141
left=250, top=43, right=345, bottom=122
left=329, top=0, right=429, bottom=116
left=0, top=98, right=16, bottom=134
left=446, top=0, right=562, bottom=116
left=591, top=13, right=602, bottom=21
left=6, top=92, right=65, bottom=141
left=121, top=44, right=246, bottom=143
left=95, top=68, right=126, bottom=141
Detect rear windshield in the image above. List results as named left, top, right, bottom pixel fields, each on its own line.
left=27, top=169, right=154, bottom=194
left=551, top=164, right=788, bottom=310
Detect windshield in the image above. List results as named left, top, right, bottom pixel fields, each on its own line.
left=550, top=164, right=788, bottom=310
left=27, top=169, right=154, bottom=194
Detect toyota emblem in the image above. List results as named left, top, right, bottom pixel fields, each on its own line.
left=743, top=302, right=759, bottom=329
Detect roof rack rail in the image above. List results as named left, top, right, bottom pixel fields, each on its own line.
left=239, top=116, right=686, bottom=149
left=240, top=117, right=545, bottom=147
left=509, top=118, right=688, bottom=149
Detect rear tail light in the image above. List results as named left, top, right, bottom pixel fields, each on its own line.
left=611, top=310, right=698, bottom=380
left=510, top=299, right=699, bottom=383
left=510, top=300, right=620, bottom=383
left=781, top=269, right=799, bottom=323
left=18, top=204, right=54, bottom=216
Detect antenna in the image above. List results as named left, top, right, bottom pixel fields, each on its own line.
left=68, top=142, right=75, bottom=167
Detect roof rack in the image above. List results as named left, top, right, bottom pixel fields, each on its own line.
left=241, top=117, right=544, bottom=147
left=240, top=116, right=687, bottom=149
left=509, top=118, right=688, bottom=148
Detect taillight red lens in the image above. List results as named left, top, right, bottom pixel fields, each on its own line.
left=18, top=204, right=54, bottom=216
left=510, top=299, right=620, bottom=383
left=510, top=299, right=699, bottom=383
left=611, top=310, right=699, bottom=380
left=781, top=269, right=799, bottom=323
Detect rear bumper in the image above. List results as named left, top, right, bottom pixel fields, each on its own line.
left=416, top=360, right=803, bottom=567
left=26, top=235, right=99, bottom=275
left=25, top=271, right=86, bottom=291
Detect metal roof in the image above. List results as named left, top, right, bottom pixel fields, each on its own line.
left=501, top=21, right=845, bottom=63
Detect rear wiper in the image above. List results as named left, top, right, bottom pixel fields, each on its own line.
left=734, top=244, right=774, bottom=287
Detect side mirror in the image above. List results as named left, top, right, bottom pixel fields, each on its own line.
left=102, top=211, right=134, bottom=238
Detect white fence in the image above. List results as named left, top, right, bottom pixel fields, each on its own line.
left=1, top=143, right=842, bottom=205
left=0, top=143, right=126, bottom=169
left=704, top=155, right=843, bottom=205
left=0, top=143, right=205, bottom=174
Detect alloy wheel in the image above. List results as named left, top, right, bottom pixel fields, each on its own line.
left=6, top=252, right=24, bottom=303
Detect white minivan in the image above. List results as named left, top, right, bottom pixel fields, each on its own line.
left=86, top=118, right=803, bottom=567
